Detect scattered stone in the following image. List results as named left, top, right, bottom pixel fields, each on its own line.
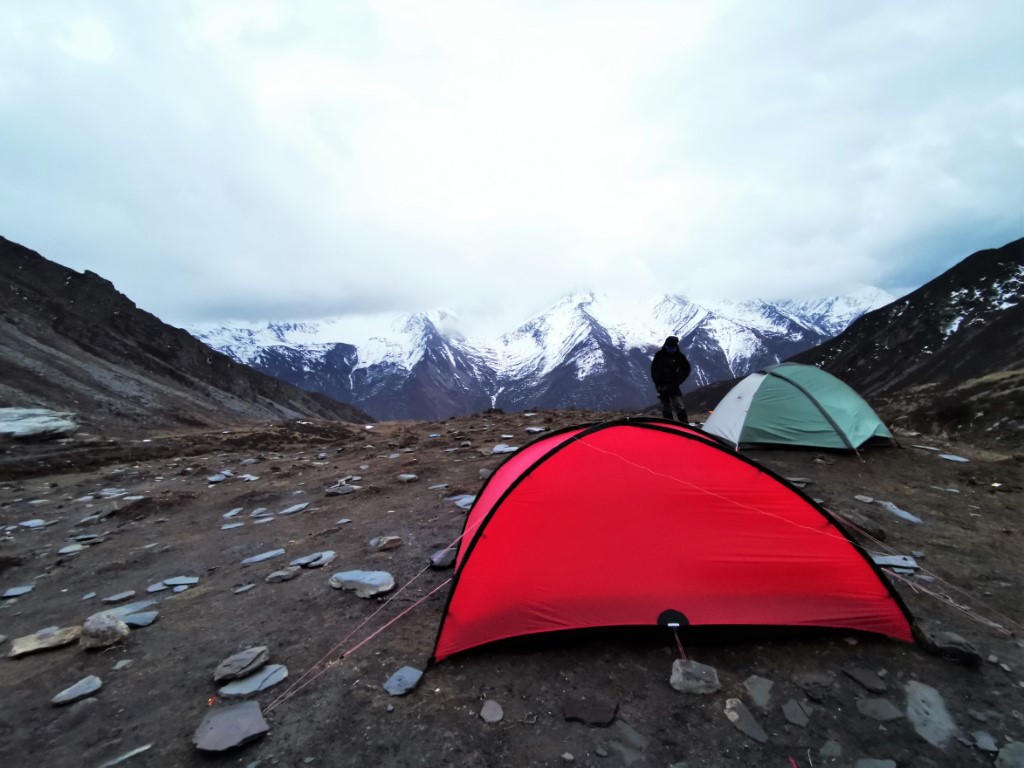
left=2, top=585, right=33, bottom=598
left=232, top=584, right=256, bottom=595
left=250, top=508, right=271, bottom=518
left=337, top=519, right=352, bottom=525
left=843, top=666, right=888, bottom=693
left=743, top=674, right=774, bottom=708
left=723, top=698, right=768, bottom=743
left=973, top=731, right=999, bottom=753
left=857, top=698, right=903, bottom=722
left=219, top=664, right=288, bottom=698
left=326, top=485, right=360, bottom=496
left=164, top=576, right=199, bottom=586
left=428, top=484, right=449, bottom=490
left=875, top=499, right=923, bottom=524
left=670, top=659, right=721, bottom=694
left=123, top=611, right=159, bottom=628
left=207, top=474, right=228, bottom=484
left=905, top=680, right=957, bottom=748
left=266, top=566, right=301, bottom=583
left=329, top=570, right=395, bottom=597
left=291, top=551, right=337, bottom=568
left=383, top=666, right=423, bottom=696
left=52, top=675, right=102, bottom=705
left=242, top=549, right=285, bottom=565
left=253, top=517, right=274, bottom=525
left=214, top=646, right=270, bottom=682
left=397, top=474, right=418, bottom=483
left=819, top=740, right=843, bottom=759
left=782, top=699, right=809, bottom=727
left=369, top=535, right=403, bottom=552
left=102, top=590, right=136, bottom=604
left=81, top=614, right=131, bottom=650
left=9, top=625, right=82, bottom=657
left=193, top=701, right=270, bottom=752
left=19, top=519, right=46, bottom=529
left=81, top=592, right=96, bottom=600
left=594, top=745, right=608, bottom=757
left=480, top=699, right=504, bottom=723
left=223, top=507, right=244, bottom=518
left=479, top=468, right=492, bottom=480
left=996, top=742, right=1024, bottom=768
left=429, top=548, right=457, bottom=569
left=562, top=697, right=618, bottom=726
left=792, top=671, right=834, bottom=700
left=871, top=553, right=919, bottom=569
left=241, top=458, right=259, bottom=466
left=58, top=543, right=87, bottom=555
left=525, top=426, right=546, bottom=434
left=492, top=443, right=518, bottom=454
left=854, top=494, right=874, bottom=503
left=938, top=454, right=969, bottom=463
left=921, top=629, right=982, bottom=665
left=561, top=753, right=574, bottom=762
left=222, top=522, right=244, bottom=530
left=279, top=503, right=310, bottom=516
left=113, top=659, right=133, bottom=671
left=172, top=585, right=190, bottom=593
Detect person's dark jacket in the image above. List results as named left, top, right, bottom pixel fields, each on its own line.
left=651, top=344, right=691, bottom=395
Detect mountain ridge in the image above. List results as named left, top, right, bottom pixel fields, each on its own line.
left=191, top=287, right=896, bottom=420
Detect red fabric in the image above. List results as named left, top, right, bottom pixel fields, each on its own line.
left=434, top=422, right=913, bottom=662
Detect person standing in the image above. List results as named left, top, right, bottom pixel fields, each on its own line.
left=651, top=335, right=691, bottom=422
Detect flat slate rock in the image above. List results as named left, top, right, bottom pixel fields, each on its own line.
left=724, top=698, right=768, bottom=743
left=266, top=567, right=301, bottom=583
left=843, top=666, right=888, bottom=693
left=383, top=666, right=423, bottom=696
left=921, top=629, right=982, bottom=666
left=670, top=659, right=721, bottom=694
left=369, top=536, right=402, bottom=551
left=290, top=551, right=336, bottom=568
left=163, top=576, right=200, bottom=586
left=242, top=549, right=285, bottom=565
left=232, top=584, right=256, bottom=595
left=214, top=646, right=270, bottom=682
left=146, top=582, right=170, bottom=593
left=782, top=699, right=810, bottom=727
left=123, top=611, right=159, bottom=628
left=9, top=626, right=82, bottom=658
left=856, top=698, right=903, bottom=721
left=326, top=485, right=360, bottom=496
left=222, top=522, right=244, bottom=530
left=279, top=503, right=310, bottom=516
left=2, top=585, right=33, bottom=598
left=218, top=664, right=288, bottom=698
left=102, top=590, right=137, bottom=604
left=429, top=548, right=457, bottom=569
left=396, top=474, right=418, bottom=483
left=996, top=742, right=1024, bottom=768
left=90, top=599, right=157, bottom=622
left=905, top=680, right=957, bottom=748
left=52, top=675, right=102, bottom=705
left=329, top=570, right=395, bottom=598
left=480, top=699, right=504, bottom=723
left=192, top=701, right=269, bottom=752
left=743, top=674, right=774, bottom=708
left=562, top=697, right=618, bottom=726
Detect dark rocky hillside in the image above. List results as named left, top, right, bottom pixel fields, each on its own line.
left=0, top=236, right=371, bottom=435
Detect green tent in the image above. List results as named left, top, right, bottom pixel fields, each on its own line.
left=703, top=363, right=893, bottom=450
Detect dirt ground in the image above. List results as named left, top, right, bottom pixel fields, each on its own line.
left=0, top=411, right=1022, bottom=768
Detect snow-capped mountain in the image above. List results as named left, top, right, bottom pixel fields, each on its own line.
left=189, top=288, right=895, bottom=420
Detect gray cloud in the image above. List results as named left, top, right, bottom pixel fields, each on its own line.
left=0, top=1, right=1019, bottom=333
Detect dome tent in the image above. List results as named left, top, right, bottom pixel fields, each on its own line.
left=702, top=363, right=894, bottom=451
left=431, top=418, right=914, bottom=663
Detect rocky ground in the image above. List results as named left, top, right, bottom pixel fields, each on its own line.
left=0, top=410, right=1022, bottom=768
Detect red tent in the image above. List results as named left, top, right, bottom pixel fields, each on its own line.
left=431, top=418, right=915, bottom=663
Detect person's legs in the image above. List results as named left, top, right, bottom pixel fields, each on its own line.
left=669, top=393, right=688, bottom=423
left=659, top=393, right=673, bottom=419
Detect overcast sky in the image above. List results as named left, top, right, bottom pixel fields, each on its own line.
left=1, top=1, right=1021, bottom=335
